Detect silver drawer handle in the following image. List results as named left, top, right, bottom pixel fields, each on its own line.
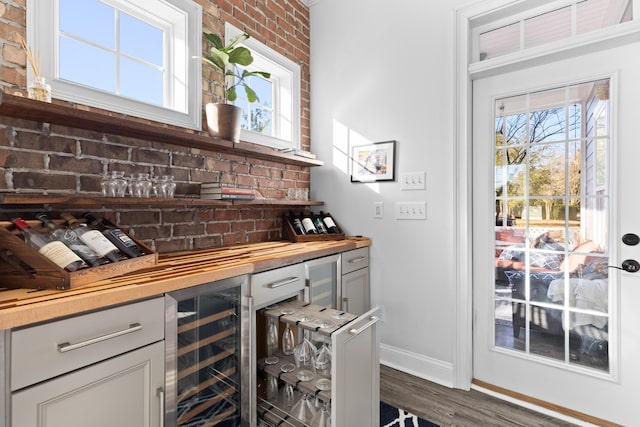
left=267, top=276, right=300, bottom=289
left=57, top=323, right=143, bottom=353
left=347, top=256, right=367, bottom=264
left=348, top=316, right=379, bottom=336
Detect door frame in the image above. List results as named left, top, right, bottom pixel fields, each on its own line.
left=453, top=0, right=640, bottom=391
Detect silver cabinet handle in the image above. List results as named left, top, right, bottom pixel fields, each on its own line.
left=342, top=297, right=349, bottom=313
left=57, top=323, right=143, bottom=353
left=348, top=316, right=379, bottom=336
left=157, top=387, right=165, bottom=426
left=347, top=256, right=367, bottom=264
left=267, top=276, right=299, bottom=289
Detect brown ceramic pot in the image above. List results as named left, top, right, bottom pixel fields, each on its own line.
left=205, top=103, right=242, bottom=142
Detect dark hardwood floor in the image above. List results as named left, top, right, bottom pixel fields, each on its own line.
left=380, top=365, right=578, bottom=427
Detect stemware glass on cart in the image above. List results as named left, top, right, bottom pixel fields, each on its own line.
left=294, top=330, right=317, bottom=381
left=282, top=323, right=295, bottom=355
left=290, top=392, right=316, bottom=423
left=266, top=317, right=279, bottom=357
left=314, top=338, right=332, bottom=377
left=310, top=400, right=331, bottom=427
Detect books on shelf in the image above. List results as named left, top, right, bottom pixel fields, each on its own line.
left=200, top=182, right=256, bottom=200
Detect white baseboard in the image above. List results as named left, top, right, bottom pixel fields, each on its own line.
left=380, top=343, right=454, bottom=388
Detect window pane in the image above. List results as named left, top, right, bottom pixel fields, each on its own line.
left=524, top=6, right=572, bottom=49
left=250, top=106, right=272, bottom=134
left=59, top=0, right=115, bottom=49
left=59, top=36, right=116, bottom=93
left=529, top=107, right=566, bottom=143
left=120, top=58, right=163, bottom=106
left=252, top=75, right=272, bottom=107
left=120, top=13, right=163, bottom=66
left=529, top=143, right=566, bottom=197
left=478, top=22, right=520, bottom=61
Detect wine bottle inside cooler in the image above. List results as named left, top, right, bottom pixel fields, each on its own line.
left=300, top=211, right=318, bottom=234
left=319, top=211, right=340, bottom=234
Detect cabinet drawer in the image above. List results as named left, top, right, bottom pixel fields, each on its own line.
left=11, top=297, right=165, bottom=391
left=251, top=263, right=305, bottom=307
left=341, top=247, right=369, bottom=275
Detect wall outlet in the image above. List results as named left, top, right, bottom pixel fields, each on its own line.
left=395, top=202, right=427, bottom=220
left=374, top=202, right=384, bottom=218
left=400, top=172, right=426, bottom=190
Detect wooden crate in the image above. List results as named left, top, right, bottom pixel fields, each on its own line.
left=282, top=212, right=345, bottom=242
left=0, top=220, right=157, bottom=290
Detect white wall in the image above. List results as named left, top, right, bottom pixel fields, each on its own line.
left=309, top=0, right=468, bottom=386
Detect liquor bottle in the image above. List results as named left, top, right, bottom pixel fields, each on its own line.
left=60, top=213, right=128, bottom=262
left=11, top=217, right=88, bottom=272
left=82, top=213, right=146, bottom=258
left=36, top=213, right=110, bottom=267
left=288, top=211, right=306, bottom=235
left=311, top=212, right=328, bottom=234
left=319, top=211, right=340, bottom=234
left=300, top=211, right=318, bottom=234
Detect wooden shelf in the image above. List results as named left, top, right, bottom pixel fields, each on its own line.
left=0, top=93, right=324, bottom=168
left=0, top=193, right=324, bottom=209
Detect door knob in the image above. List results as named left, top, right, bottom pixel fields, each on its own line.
left=621, top=259, right=640, bottom=273
left=622, top=233, right=640, bottom=246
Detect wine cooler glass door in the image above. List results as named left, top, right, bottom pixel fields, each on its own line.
left=166, top=275, right=249, bottom=427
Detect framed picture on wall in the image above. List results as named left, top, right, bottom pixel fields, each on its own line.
left=350, top=140, right=396, bottom=182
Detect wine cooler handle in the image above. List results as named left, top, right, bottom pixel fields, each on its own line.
left=157, top=387, right=165, bottom=426
left=57, top=323, right=143, bottom=353
left=347, top=256, right=367, bottom=264
left=267, top=276, right=300, bottom=289
left=348, top=316, right=379, bottom=336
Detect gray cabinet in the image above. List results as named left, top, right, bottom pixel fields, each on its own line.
left=9, top=297, right=165, bottom=427
left=340, top=248, right=370, bottom=316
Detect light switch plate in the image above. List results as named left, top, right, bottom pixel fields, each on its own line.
left=395, top=202, right=427, bottom=220
left=374, top=202, right=384, bottom=218
left=400, top=172, right=426, bottom=190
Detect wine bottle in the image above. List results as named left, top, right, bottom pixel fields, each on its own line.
left=311, top=212, right=328, bottom=234
left=36, top=213, right=110, bottom=267
left=300, top=211, right=318, bottom=234
left=11, top=217, right=88, bottom=272
left=60, top=213, right=128, bottom=262
left=82, top=213, right=146, bottom=258
left=288, top=211, right=306, bottom=235
left=319, top=211, right=340, bottom=234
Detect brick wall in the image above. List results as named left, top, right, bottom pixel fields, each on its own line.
left=0, top=0, right=311, bottom=253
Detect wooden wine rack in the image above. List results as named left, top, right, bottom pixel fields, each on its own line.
left=0, top=220, right=157, bottom=290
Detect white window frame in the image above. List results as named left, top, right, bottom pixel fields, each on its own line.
left=27, top=0, right=202, bottom=130
left=225, top=23, right=301, bottom=149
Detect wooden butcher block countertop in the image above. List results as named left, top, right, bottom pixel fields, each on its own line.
left=0, top=238, right=370, bottom=330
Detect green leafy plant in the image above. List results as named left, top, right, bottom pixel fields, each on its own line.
left=203, top=32, right=271, bottom=104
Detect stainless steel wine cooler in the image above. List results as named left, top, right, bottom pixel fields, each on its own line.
left=165, top=275, right=251, bottom=426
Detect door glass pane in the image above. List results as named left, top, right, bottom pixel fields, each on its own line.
left=493, top=80, right=610, bottom=372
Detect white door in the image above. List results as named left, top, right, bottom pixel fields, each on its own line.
left=472, top=42, right=640, bottom=426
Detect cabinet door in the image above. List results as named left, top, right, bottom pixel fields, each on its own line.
left=305, top=254, right=340, bottom=308
left=341, top=267, right=370, bottom=316
left=332, top=306, right=381, bottom=427
left=12, top=341, right=165, bottom=427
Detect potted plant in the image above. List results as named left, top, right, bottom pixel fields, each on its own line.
left=203, top=32, right=270, bottom=142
